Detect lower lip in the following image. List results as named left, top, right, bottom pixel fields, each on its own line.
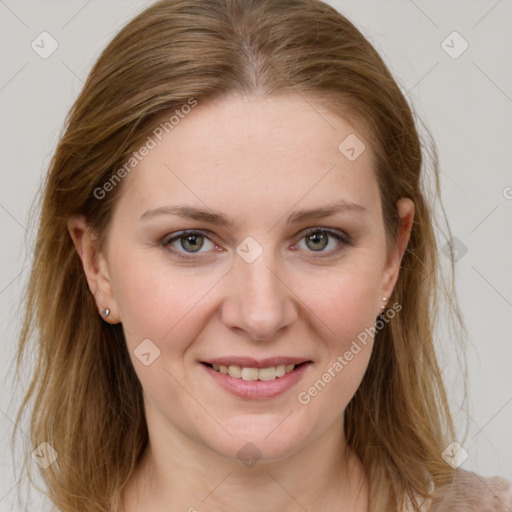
left=201, top=362, right=312, bottom=400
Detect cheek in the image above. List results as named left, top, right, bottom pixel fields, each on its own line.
left=294, top=269, right=379, bottom=414
left=296, top=262, right=380, bottom=385
left=111, top=259, right=210, bottom=407
left=111, top=250, right=216, bottom=358
left=300, top=264, right=382, bottom=341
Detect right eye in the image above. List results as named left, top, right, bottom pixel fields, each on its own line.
left=163, top=230, right=219, bottom=259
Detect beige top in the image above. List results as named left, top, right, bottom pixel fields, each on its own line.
left=404, top=469, right=512, bottom=512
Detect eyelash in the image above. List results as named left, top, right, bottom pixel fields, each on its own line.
left=162, top=227, right=352, bottom=261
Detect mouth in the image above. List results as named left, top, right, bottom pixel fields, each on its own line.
left=200, top=361, right=311, bottom=381
left=200, top=360, right=312, bottom=400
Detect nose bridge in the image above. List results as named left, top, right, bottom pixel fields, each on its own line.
left=222, top=238, right=296, bottom=340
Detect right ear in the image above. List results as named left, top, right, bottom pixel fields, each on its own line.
left=67, top=215, right=120, bottom=323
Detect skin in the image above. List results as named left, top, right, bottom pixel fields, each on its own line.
left=68, top=92, right=414, bottom=512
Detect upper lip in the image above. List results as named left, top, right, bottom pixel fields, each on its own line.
left=202, top=356, right=311, bottom=368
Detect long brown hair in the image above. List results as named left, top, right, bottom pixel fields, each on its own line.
left=13, top=0, right=468, bottom=510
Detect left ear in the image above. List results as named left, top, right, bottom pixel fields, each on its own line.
left=380, top=197, right=415, bottom=302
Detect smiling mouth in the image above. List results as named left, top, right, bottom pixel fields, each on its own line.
left=200, top=361, right=310, bottom=381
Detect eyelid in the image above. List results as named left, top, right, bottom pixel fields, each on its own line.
left=299, top=226, right=351, bottom=244
left=163, top=227, right=351, bottom=260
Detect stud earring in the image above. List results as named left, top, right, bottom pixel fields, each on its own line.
left=103, top=308, right=110, bottom=318
left=380, top=297, right=387, bottom=311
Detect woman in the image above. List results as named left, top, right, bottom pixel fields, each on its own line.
left=13, top=0, right=511, bottom=511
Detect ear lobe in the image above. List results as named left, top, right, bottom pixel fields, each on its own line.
left=67, top=215, right=118, bottom=321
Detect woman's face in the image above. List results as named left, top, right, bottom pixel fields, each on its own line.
left=73, top=93, right=413, bottom=463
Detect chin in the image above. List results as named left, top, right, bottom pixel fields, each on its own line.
left=202, top=417, right=308, bottom=465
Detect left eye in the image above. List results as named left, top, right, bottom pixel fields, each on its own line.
left=164, top=228, right=350, bottom=259
left=294, top=228, right=349, bottom=253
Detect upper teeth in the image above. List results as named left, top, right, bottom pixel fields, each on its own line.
left=212, top=364, right=296, bottom=381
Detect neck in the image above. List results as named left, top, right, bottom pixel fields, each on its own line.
left=124, top=405, right=369, bottom=512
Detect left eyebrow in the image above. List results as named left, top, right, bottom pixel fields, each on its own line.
left=139, top=199, right=368, bottom=228
left=287, top=199, right=368, bottom=224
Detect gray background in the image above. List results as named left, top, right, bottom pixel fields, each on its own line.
left=1, top=0, right=511, bottom=509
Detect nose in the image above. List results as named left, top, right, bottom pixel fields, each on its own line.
left=220, top=246, right=298, bottom=341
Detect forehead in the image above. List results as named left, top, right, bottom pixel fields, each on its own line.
left=114, top=93, right=380, bottom=223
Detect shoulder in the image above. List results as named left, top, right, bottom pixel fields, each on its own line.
left=417, top=469, right=512, bottom=512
